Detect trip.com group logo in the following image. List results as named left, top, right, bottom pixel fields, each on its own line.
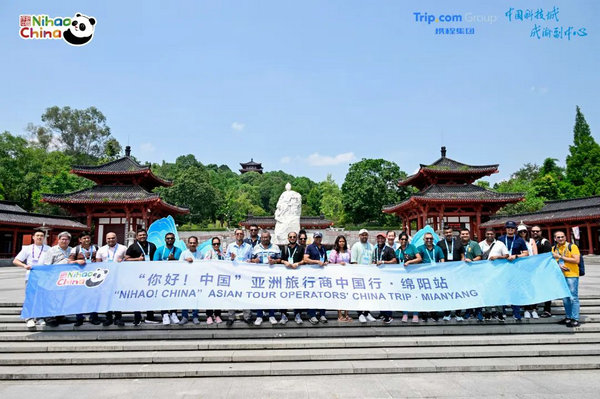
left=19, top=12, right=96, bottom=46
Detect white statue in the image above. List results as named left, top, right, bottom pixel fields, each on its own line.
left=273, top=183, right=302, bottom=245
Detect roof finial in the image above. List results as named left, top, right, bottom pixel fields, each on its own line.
left=441, top=146, right=446, bottom=157
left=125, top=146, right=131, bottom=157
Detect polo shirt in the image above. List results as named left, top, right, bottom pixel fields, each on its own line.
left=252, top=243, right=282, bottom=263
left=281, top=244, right=305, bottom=264
left=126, top=241, right=156, bottom=260
left=305, top=243, right=328, bottom=262
left=96, top=244, right=127, bottom=262
left=179, top=249, right=203, bottom=262
left=372, top=244, right=397, bottom=263
left=461, top=240, right=483, bottom=260
left=243, top=237, right=260, bottom=248
left=15, top=243, right=50, bottom=279
left=497, top=235, right=528, bottom=256
left=478, top=239, right=509, bottom=260
left=351, top=241, right=374, bottom=265
left=153, top=245, right=183, bottom=261
left=41, top=245, right=72, bottom=265
left=552, top=243, right=580, bottom=278
left=437, top=238, right=464, bottom=261
left=395, top=243, right=418, bottom=263
left=417, top=244, right=445, bottom=264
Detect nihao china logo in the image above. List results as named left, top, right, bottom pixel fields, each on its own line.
left=19, top=12, right=96, bottom=46
left=56, top=268, right=109, bottom=288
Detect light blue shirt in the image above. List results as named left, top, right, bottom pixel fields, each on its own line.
left=225, top=241, right=252, bottom=261
left=179, top=249, right=203, bottom=262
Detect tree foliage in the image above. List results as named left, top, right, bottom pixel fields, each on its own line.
left=566, top=106, right=600, bottom=196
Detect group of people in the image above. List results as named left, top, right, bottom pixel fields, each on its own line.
left=13, top=220, right=581, bottom=329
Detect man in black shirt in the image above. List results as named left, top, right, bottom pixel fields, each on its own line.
left=125, top=229, right=158, bottom=325
left=437, top=227, right=465, bottom=321
left=531, top=225, right=554, bottom=317
left=243, top=224, right=260, bottom=248
left=374, top=233, right=397, bottom=324
left=280, top=231, right=305, bottom=324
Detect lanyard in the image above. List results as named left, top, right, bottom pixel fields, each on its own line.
left=426, top=246, right=436, bottom=264
left=287, top=245, right=298, bottom=261
left=314, top=245, right=325, bottom=262
left=59, top=247, right=70, bottom=258
left=108, top=244, right=118, bottom=261
left=444, top=239, right=454, bottom=259
left=503, top=236, right=515, bottom=255
left=137, top=241, right=149, bottom=257
left=31, top=245, right=45, bottom=260
left=375, top=246, right=385, bottom=262
left=80, top=245, right=94, bottom=260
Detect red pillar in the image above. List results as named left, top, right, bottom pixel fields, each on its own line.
left=586, top=223, right=594, bottom=255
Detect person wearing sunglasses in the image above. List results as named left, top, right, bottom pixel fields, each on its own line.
left=203, top=237, right=227, bottom=325
left=552, top=231, right=581, bottom=328
left=243, top=224, right=261, bottom=248
left=531, top=226, right=553, bottom=317
left=251, top=231, right=283, bottom=326
left=396, top=232, right=421, bottom=323
left=416, top=232, right=445, bottom=322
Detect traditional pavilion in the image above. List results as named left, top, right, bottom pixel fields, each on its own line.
left=383, top=147, right=524, bottom=239
left=240, top=214, right=333, bottom=230
left=482, top=196, right=600, bottom=255
left=239, top=159, right=263, bottom=174
left=42, top=146, right=189, bottom=246
left=0, top=201, right=87, bottom=259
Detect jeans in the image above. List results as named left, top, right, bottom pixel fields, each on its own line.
left=563, top=277, right=580, bottom=321
left=308, top=309, right=326, bottom=318
left=502, top=305, right=521, bottom=319
left=181, top=309, right=199, bottom=319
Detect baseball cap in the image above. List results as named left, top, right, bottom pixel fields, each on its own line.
left=313, top=232, right=323, bottom=238
left=358, top=229, right=369, bottom=235
left=376, top=233, right=386, bottom=238
left=505, top=221, right=517, bottom=229
left=517, top=223, right=528, bottom=232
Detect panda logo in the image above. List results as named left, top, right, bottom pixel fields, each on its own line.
left=85, top=268, right=109, bottom=287
left=63, top=13, right=96, bottom=46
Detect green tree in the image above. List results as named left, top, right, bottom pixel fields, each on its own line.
left=341, top=159, right=409, bottom=225
left=320, top=174, right=345, bottom=223
left=566, top=106, right=600, bottom=195
left=39, top=106, right=117, bottom=163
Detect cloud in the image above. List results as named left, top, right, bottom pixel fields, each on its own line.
left=280, top=156, right=292, bottom=164
left=231, top=122, right=245, bottom=131
left=307, top=152, right=356, bottom=166
left=140, top=142, right=155, bottom=154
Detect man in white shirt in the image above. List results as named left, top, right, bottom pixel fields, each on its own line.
left=350, top=229, right=377, bottom=323
left=95, top=232, right=127, bottom=326
left=479, top=227, right=509, bottom=320
left=223, top=229, right=252, bottom=326
left=13, top=229, right=50, bottom=329
left=179, top=236, right=202, bottom=325
left=40, top=231, right=73, bottom=327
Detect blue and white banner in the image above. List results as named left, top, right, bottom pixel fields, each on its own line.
left=21, top=253, right=570, bottom=318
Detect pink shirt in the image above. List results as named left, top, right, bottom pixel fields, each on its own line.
left=329, top=250, right=351, bottom=264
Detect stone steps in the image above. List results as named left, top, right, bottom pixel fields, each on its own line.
left=1, top=356, right=599, bottom=379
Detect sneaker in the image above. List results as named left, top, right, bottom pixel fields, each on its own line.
left=269, top=316, right=278, bottom=325
left=133, top=319, right=142, bottom=326
left=280, top=314, right=288, bottom=325
left=412, top=315, right=419, bottom=323
left=179, top=317, right=189, bottom=325
left=37, top=319, right=46, bottom=326
left=319, top=315, right=327, bottom=324
left=45, top=318, right=59, bottom=327
left=524, top=311, right=531, bottom=319
left=114, top=319, right=125, bottom=327
left=567, top=320, right=580, bottom=328
left=215, top=316, right=223, bottom=324
left=514, top=316, right=522, bottom=322
left=206, top=316, right=214, bottom=325
left=192, top=317, right=200, bottom=325
left=26, top=319, right=36, bottom=328
left=455, top=316, right=464, bottom=322
left=254, top=317, right=263, bottom=326
left=401, top=314, right=408, bottom=323
left=162, top=314, right=170, bottom=325
left=226, top=319, right=234, bottom=327
left=540, top=311, right=552, bottom=318
left=102, top=318, right=113, bottom=327
left=442, top=315, right=451, bottom=322
left=308, top=316, right=319, bottom=325
left=295, top=314, right=303, bottom=324
left=431, top=315, right=439, bottom=322
left=558, top=318, right=570, bottom=325
left=497, top=314, right=505, bottom=322
left=532, top=311, right=539, bottom=319
left=144, top=318, right=159, bottom=324
left=74, top=319, right=84, bottom=327
left=366, top=313, right=376, bottom=322
left=476, top=313, right=484, bottom=322
left=358, top=314, right=367, bottom=323
left=383, top=316, right=393, bottom=324
left=170, top=313, right=179, bottom=324
left=463, top=312, right=472, bottom=320
left=90, top=317, right=101, bottom=325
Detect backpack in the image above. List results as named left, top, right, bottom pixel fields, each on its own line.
left=553, top=243, right=585, bottom=277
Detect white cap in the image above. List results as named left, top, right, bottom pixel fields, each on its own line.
left=358, top=228, right=369, bottom=235
left=517, top=222, right=528, bottom=232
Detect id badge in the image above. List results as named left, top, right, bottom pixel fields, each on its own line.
left=447, top=252, right=453, bottom=261
left=144, top=255, right=149, bottom=261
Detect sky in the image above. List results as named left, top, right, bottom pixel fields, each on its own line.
left=1, top=1, right=598, bottom=186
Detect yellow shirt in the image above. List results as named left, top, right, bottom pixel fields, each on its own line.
left=552, top=243, right=580, bottom=278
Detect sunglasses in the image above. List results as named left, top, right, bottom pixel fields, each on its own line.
left=298, top=237, right=307, bottom=240
left=288, top=235, right=297, bottom=239
left=425, top=238, right=433, bottom=240
left=212, top=242, right=220, bottom=246
left=532, top=230, right=541, bottom=233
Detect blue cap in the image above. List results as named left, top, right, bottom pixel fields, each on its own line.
left=505, top=221, right=517, bottom=228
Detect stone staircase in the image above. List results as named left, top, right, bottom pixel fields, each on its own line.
left=0, top=298, right=599, bottom=379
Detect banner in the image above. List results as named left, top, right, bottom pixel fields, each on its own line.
left=21, top=253, right=571, bottom=318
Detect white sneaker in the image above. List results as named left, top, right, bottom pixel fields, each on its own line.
left=26, top=319, right=36, bottom=328
left=443, top=315, right=452, bottom=321
left=295, top=314, right=303, bottom=324
left=37, top=319, right=46, bottom=326
left=359, top=314, right=367, bottom=323
left=366, top=313, right=376, bottom=322
left=170, top=313, right=180, bottom=324
left=179, top=317, right=188, bottom=325
left=192, top=317, right=200, bottom=325
left=254, top=317, right=263, bottom=326
left=269, top=316, right=278, bottom=325
left=532, top=310, right=539, bottom=319
left=206, top=316, right=214, bottom=325
left=524, top=311, right=531, bottom=319
left=162, top=314, right=170, bottom=325
left=280, top=314, right=288, bottom=325
left=455, top=316, right=464, bottom=322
